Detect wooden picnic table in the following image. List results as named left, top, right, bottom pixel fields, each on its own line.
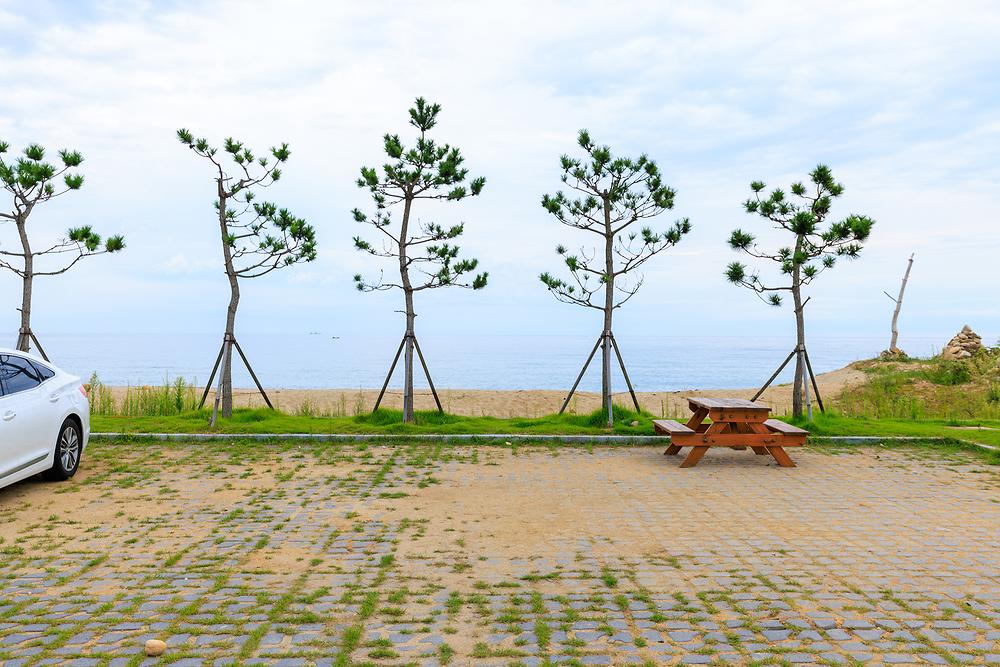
left=653, top=397, right=807, bottom=468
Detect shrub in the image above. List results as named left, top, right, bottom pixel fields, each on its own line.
left=87, top=373, right=198, bottom=416
left=921, top=360, right=971, bottom=386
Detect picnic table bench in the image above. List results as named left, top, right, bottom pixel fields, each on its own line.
left=653, top=397, right=807, bottom=468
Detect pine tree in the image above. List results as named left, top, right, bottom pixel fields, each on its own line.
left=540, top=130, right=690, bottom=427
left=725, top=164, right=874, bottom=418
left=177, top=130, right=317, bottom=420
left=0, top=141, right=125, bottom=358
left=353, top=97, right=487, bottom=423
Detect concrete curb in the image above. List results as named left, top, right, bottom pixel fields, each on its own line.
left=90, top=433, right=664, bottom=445
left=90, top=432, right=998, bottom=453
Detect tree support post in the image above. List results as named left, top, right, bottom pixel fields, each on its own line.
left=199, top=342, right=226, bottom=409
left=751, top=348, right=797, bottom=402
left=559, top=334, right=603, bottom=415
left=752, top=344, right=824, bottom=415
left=412, top=336, right=443, bottom=413
left=199, top=334, right=274, bottom=425
left=558, top=330, right=642, bottom=417
left=609, top=332, right=641, bottom=412
left=372, top=333, right=443, bottom=414
left=15, top=328, right=50, bottom=362
left=800, top=347, right=813, bottom=421
left=802, top=347, right=824, bottom=412
left=209, top=336, right=231, bottom=428
left=232, top=338, right=274, bottom=410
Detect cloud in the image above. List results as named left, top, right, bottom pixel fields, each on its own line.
left=158, top=253, right=217, bottom=275
left=0, top=0, right=996, bottom=341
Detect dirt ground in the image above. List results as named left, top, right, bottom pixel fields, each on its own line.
left=109, top=364, right=865, bottom=417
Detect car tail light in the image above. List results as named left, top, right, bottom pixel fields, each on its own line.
left=80, top=385, right=89, bottom=398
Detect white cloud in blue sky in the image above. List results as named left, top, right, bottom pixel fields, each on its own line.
left=0, top=0, right=997, bottom=345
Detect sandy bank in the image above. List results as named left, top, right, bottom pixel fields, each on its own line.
left=109, top=365, right=864, bottom=417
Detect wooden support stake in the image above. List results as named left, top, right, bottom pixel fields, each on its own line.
left=373, top=335, right=407, bottom=413
left=412, top=335, right=443, bottom=413
left=16, top=329, right=49, bottom=362
left=751, top=347, right=797, bottom=402
left=802, top=347, right=824, bottom=413
left=559, top=334, right=603, bottom=415
left=199, top=341, right=226, bottom=409
left=28, top=331, right=50, bottom=362
left=209, top=338, right=230, bottom=428
left=233, top=338, right=274, bottom=410
left=609, top=332, right=641, bottom=412
left=801, top=348, right=813, bottom=421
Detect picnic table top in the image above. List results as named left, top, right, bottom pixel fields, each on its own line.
left=687, top=397, right=770, bottom=412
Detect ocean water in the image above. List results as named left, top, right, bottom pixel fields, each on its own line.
left=3, top=332, right=952, bottom=392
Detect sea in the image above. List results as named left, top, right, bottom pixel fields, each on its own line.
left=2, top=332, right=963, bottom=392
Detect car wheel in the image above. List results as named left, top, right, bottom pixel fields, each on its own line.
left=43, top=418, right=83, bottom=481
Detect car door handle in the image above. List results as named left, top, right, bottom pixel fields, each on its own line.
left=1, top=411, right=14, bottom=422
left=49, top=394, right=60, bottom=403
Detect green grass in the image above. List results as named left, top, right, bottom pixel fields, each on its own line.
left=90, top=405, right=1000, bottom=461
left=835, top=349, right=1000, bottom=420
left=92, top=405, right=999, bottom=449
left=791, top=412, right=1000, bottom=453
left=92, top=404, right=654, bottom=435
left=86, top=351, right=1000, bottom=462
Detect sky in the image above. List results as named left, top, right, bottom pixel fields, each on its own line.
left=0, top=0, right=998, bottom=350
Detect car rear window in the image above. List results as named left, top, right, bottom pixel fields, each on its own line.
left=31, top=360, right=56, bottom=381
left=0, top=355, right=45, bottom=395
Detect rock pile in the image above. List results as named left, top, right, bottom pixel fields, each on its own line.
left=940, top=325, right=983, bottom=360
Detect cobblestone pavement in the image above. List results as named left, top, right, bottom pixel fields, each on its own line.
left=0, top=440, right=997, bottom=666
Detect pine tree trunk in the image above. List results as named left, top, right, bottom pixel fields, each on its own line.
left=15, top=218, right=32, bottom=353
left=217, top=184, right=239, bottom=418
left=222, top=276, right=239, bottom=418
left=602, top=196, right=615, bottom=428
left=399, top=195, right=416, bottom=423
left=791, top=237, right=805, bottom=419
left=403, top=291, right=415, bottom=423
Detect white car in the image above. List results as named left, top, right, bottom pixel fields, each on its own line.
left=0, top=349, right=90, bottom=490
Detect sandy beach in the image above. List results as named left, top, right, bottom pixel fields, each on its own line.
left=109, top=364, right=865, bottom=418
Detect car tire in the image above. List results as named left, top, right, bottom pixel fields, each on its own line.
left=43, top=418, right=83, bottom=481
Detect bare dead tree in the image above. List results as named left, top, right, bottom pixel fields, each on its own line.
left=0, top=141, right=125, bottom=359
left=883, top=253, right=914, bottom=357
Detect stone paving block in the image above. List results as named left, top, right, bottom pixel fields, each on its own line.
left=0, top=444, right=995, bottom=665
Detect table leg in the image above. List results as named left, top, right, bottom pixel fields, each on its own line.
left=685, top=408, right=709, bottom=430
left=730, top=422, right=748, bottom=449
left=680, top=446, right=709, bottom=468
left=664, top=444, right=682, bottom=455
left=746, top=422, right=774, bottom=455
left=767, top=446, right=796, bottom=468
